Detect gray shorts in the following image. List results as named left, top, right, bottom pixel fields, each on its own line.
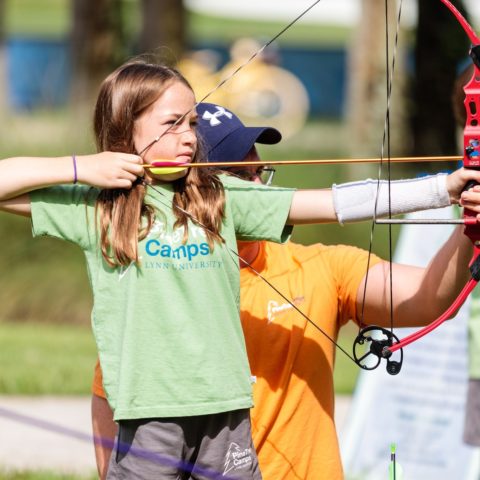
left=464, top=379, right=480, bottom=446
left=106, top=408, right=261, bottom=480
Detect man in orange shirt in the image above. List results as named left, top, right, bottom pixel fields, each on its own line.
left=91, top=103, right=480, bottom=479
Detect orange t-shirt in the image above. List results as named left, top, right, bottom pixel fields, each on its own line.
left=93, top=240, right=381, bottom=479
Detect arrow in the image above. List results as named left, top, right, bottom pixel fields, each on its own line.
left=143, top=155, right=462, bottom=169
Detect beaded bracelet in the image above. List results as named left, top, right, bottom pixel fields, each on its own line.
left=72, top=155, right=78, bottom=184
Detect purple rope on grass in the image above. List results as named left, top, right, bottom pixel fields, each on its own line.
left=0, top=406, right=238, bottom=479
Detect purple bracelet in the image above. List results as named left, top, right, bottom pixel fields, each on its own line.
left=72, top=155, right=78, bottom=184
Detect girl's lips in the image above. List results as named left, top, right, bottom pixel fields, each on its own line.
left=177, top=154, right=193, bottom=163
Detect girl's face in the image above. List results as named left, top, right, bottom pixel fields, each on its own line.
left=134, top=81, right=198, bottom=183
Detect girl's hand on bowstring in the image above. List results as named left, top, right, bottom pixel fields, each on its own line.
left=77, top=152, right=144, bottom=189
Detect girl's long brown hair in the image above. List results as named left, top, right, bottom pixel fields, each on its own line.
left=93, top=59, right=225, bottom=267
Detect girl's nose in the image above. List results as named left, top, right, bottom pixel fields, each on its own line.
left=182, top=127, right=197, bottom=145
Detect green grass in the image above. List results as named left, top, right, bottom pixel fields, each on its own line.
left=187, top=11, right=352, bottom=47
left=0, top=322, right=96, bottom=394
left=0, top=109, right=95, bottom=158
left=0, top=213, right=92, bottom=326
left=6, top=0, right=70, bottom=37
left=5, top=0, right=351, bottom=47
left=0, top=320, right=359, bottom=395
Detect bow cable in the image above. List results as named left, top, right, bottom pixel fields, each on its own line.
left=355, top=0, right=405, bottom=373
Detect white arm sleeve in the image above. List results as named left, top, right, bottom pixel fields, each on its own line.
left=332, top=173, right=451, bottom=224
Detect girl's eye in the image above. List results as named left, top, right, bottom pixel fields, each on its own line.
left=165, top=120, right=183, bottom=131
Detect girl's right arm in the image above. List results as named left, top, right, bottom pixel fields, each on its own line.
left=0, top=152, right=144, bottom=216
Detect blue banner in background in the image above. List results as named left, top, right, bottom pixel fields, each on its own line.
left=6, top=37, right=70, bottom=111
left=193, top=42, right=347, bottom=117
left=5, top=37, right=346, bottom=116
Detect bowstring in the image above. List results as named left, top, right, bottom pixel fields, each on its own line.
left=359, top=0, right=404, bottom=340
left=138, top=0, right=324, bottom=157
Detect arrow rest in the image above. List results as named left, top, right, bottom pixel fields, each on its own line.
left=353, top=326, right=403, bottom=375
left=470, top=45, right=480, bottom=69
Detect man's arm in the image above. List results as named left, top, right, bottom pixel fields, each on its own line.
left=358, top=226, right=473, bottom=328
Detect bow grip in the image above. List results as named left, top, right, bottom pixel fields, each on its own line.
left=462, top=179, right=479, bottom=193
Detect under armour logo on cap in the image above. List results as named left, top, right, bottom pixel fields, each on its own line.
left=196, top=102, right=282, bottom=163
left=201, top=106, right=233, bottom=126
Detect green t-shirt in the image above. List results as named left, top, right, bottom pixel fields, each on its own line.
left=30, top=176, right=294, bottom=420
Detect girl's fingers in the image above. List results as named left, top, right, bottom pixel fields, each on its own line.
left=116, top=179, right=134, bottom=189
left=123, top=171, right=140, bottom=183
left=80, top=152, right=144, bottom=188
left=105, top=180, right=133, bottom=190
left=120, top=156, right=144, bottom=176
left=125, top=153, right=142, bottom=163
left=127, top=164, right=145, bottom=176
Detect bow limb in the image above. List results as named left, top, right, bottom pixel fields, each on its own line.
left=439, top=0, right=480, bottom=45
left=387, top=249, right=480, bottom=354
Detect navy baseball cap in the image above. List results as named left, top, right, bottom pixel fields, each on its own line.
left=196, top=103, right=282, bottom=163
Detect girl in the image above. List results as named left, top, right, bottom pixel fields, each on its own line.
left=0, top=60, right=298, bottom=480
left=1, top=59, right=480, bottom=479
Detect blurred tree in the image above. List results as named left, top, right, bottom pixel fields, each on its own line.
left=70, top=0, right=125, bottom=105
left=410, top=0, right=469, bottom=169
left=346, top=0, right=408, bottom=172
left=70, top=0, right=186, bottom=106
left=137, top=0, right=185, bottom=64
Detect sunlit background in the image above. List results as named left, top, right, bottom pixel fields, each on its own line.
left=0, top=1, right=477, bottom=478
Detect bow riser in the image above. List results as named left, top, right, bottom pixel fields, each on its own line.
left=463, top=70, right=480, bottom=169
left=463, top=67, right=480, bottom=241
